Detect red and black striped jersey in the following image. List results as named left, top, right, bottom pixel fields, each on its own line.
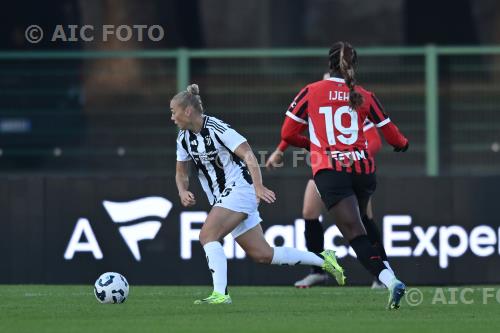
left=277, top=118, right=382, bottom=158
left=281, top=77, right=407, bottom=175
left=363, top=119, right=382, bottom=156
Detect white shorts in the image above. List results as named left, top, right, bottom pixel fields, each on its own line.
left=214, top=183, right=262, bottom=239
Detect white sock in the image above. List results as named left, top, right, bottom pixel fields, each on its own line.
left=203, top=241, right=227, bottom=295
left=378, top=269, right=397, bottom=288
left=271, top=247, right=324, bottom=267
left=383, top=260, right=394, bottom=273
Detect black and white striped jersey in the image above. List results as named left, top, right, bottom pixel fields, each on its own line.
left=176, top=115, right=253, bottom=205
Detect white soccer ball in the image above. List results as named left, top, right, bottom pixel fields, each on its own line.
left=94, top=272, right=129, bottom=304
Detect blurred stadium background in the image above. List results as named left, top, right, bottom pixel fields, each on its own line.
left=1, top=0, right=500, bottom=287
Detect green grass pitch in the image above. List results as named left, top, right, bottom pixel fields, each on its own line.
left=1, top=285, right=499, bottom=333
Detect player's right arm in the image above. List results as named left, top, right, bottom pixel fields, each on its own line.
left=176, top=161, right=196, bottom=207
left=280, top=86, right=311, bottom=149
left=176, top=134, right=196, bottom=207
left=268, top=86, right=310, bottom=170
left=281, top=116, right=310, bottom=149
left=265, top=140, right=288, bottom=170
left=366, top=93, right=409, bottom=152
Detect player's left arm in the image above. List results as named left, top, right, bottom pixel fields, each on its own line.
left=217, top=125, right=276, bottom=204
left=366, top=93, right=409, bottom=152
left=234, top=142, right=276, bottom=204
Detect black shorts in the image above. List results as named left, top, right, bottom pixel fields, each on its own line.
left=313, top=169, right=377, bottom=210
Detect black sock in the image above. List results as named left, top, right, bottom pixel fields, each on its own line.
left=349, top=235, right=387, bottom=278
left=304, top=219, right=324, bottom=274
left=361, top=216, right=388, bottom=261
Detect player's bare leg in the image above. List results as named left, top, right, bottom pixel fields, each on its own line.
left=236, top=224, right=345, bottom=285
left=195, top=207, right=246, bottom=304
left=199, top=207, right=246, bottom=246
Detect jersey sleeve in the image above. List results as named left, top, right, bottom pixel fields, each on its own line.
left=281, top=116, right=310, bottom=150
left=364, top=123, right=382, bottom=156
left=218, top=127, right=247, bottom=152
left=379, top=122, right=408, bottom=149
left=366, top=93, right=391, bottom=128
left=285, top=86, right=309, bottom=124
left=364, top=93, right=408, bottom=149
left=176, top=135, right=191, bottom=162
left=277, top=140, right=289, bottom=152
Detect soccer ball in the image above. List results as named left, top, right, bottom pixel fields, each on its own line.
left=94, top=272, right=129, bottom=304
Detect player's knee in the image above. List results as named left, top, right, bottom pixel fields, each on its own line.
left=302, top=207, right=320, bottom=220
left=199, top=229, right=217, bottom=246
left=247, top=248, right=273, bottom=264
left=198, top=232, right=208, bottom=246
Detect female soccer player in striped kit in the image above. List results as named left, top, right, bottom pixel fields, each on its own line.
left=172, top=84, right=345, bottom=304
left=280, top=42, right=409, bottom=309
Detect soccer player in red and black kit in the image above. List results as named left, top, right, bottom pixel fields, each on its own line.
left=267, top=116, right=388, bottom=289
left=280, top=42, right=409, bottom=309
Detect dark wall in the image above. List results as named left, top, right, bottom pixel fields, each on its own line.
left=1, top=175, right=499, bottom=285
left=4, top=0, right=499, bottom=50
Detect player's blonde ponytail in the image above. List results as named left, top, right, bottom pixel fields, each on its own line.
left=172, top=83, right=204, bottom=113
left=186, top=84, right=200, bottom=96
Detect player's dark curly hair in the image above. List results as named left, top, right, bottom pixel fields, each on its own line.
left=172, top=84, right=204, bottom=113
left=328, top=42, right=364, bottom=110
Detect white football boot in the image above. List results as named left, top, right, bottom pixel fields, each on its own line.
left=294, top=273, right=329, bottom=288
